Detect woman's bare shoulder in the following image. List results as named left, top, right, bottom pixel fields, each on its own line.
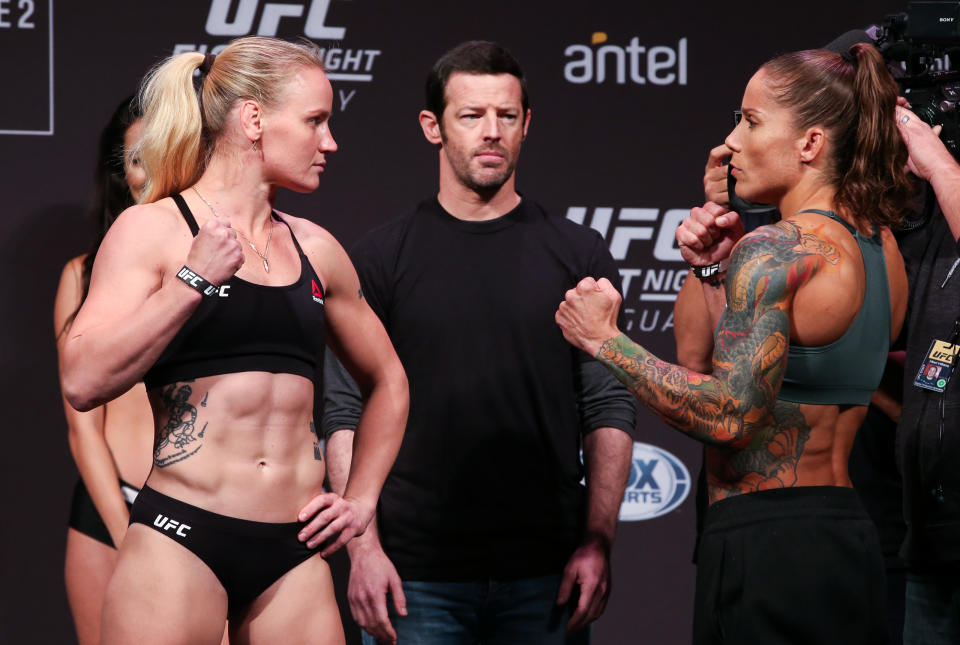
left=274, top=211, right=340, bottom=250
left=274, top=211, right=356, bottom=294
left=98, top=198, right=192, bottom=265
left=111, top=198, right=185, bottom=234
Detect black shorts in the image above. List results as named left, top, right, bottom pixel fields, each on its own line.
left=67, top=478, right=139, bottom=548
left=129, top=486, right=320, bottom=613
left=694, top=486, right=887, bottom=645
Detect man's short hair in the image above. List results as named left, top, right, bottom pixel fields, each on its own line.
left=425, top=41, right=529, bottom=120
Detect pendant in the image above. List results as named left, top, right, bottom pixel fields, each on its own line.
left=263, top=259, right=270, bottom=272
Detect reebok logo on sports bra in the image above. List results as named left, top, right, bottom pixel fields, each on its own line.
left=312, top=279, right=324, bottom=304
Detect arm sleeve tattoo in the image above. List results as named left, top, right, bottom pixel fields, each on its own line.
left=595, top=221, right=837, bottom=451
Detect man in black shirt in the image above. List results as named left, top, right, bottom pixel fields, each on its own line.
left=323, top=41, right=635, bottom=645
left=894, top=104, right=960, bottom=645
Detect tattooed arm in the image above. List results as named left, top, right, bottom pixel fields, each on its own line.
left=557, top=221, right=836, bottom=447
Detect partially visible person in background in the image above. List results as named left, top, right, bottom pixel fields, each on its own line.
left=54, top=96, right=155, bottom=645
left=894, top=99, right=960, bottom=645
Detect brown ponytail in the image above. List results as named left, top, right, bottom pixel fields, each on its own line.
left=762, top=45, right=911, bottom=228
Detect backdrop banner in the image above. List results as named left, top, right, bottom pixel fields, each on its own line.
left=0, top=1, right=908, bottom=642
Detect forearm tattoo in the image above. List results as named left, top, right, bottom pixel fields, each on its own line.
left=154, top=380, right=208, bottom=468
left=596, top=222, right=837, bottom=498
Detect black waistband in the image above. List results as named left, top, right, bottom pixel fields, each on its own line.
left=132, top=486, right=305, bottom=538
left=703, top=486, right=867, bottom=532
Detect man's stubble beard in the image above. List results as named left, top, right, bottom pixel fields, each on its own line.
left=441, top=132, right=518, bottom=195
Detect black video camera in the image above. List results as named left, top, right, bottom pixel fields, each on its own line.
left=876, top=1, right=960, bottom=158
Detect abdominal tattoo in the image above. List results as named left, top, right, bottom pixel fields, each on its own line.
left=154, top=380, right=208, bottom=468
left=311, top=421, right=323, bottom=461
left=594, top=221, right=838, bottom=500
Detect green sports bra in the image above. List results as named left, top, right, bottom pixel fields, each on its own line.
left=777, top=209, right=891, bottom=406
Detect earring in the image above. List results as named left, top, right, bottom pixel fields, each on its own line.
left=251, top=139, right=260, bottom=151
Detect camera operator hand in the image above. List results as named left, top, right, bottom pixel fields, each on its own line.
left=897, top=100, right=960, bottom=241
left=896, top=101, right=948, bottom=181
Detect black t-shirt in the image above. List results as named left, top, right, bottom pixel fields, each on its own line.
left=324, top=197, right=636, bottom=581
left=897, top=199, right=960, bottom=569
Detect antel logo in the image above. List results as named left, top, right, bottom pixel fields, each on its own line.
left=564, top=32, right=688, bottom=86
left=618, top=442, right=690, bottom=521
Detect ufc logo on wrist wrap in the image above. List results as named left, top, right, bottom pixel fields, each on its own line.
left=692, top=258, right=730, bottom=281
left=177, top=266, right=219, bottom=297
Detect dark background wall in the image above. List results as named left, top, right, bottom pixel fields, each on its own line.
left=0, top=1, right=906, bottom=642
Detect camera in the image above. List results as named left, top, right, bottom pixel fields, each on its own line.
left=875, top=1, right=960, bottom=158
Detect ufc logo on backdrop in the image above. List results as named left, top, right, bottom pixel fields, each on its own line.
left=565, top=206, right=687, bottom=262
left=205, top=0, right=345, bottom=38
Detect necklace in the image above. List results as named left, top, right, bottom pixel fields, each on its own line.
left=193, top=187, right=273, bottom=272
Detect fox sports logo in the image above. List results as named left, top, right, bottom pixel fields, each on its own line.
left=619, top=442, right=690, bottom=521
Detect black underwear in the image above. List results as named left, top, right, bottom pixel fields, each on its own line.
left=68, top=478, right=139, bottom=548
left=129, top=485, right=319, bottom=613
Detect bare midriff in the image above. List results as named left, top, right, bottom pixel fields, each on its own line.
left=145, top=371, right=324, bottom=522
left=705, top=401, right=867, bottom=502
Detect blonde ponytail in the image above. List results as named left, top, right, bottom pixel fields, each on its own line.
left=136, top=37, right=325, bottom=205
left=137, top=52, right=206, bottom=204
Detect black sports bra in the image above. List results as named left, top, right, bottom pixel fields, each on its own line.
left=143, top=194, right=326, bottom=390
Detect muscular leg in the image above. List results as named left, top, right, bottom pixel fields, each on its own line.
left=230, top=553, right=344, bottom=645
left=101, top=524, right=229, bottom=645
left=64, top=528, right=118, bottom=645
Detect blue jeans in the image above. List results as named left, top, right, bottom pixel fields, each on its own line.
left=361, top=574, right=590, bottom=645
left=904, top=571, right=960, bottom=644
